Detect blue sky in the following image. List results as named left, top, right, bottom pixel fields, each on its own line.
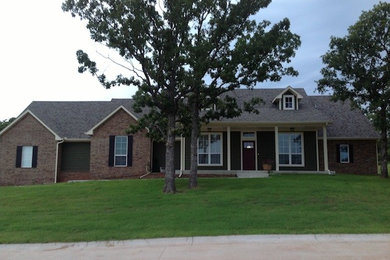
left=0, top=0, right=386, bottom=120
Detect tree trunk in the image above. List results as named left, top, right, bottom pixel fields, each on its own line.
left=163, top=113, right=177, bottom=193
left=189, top=99, right=199, bottom=188
left=380, top=125, right=388, bottom=178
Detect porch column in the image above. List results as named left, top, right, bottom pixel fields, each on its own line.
left=227, top=126, right=231, bottom=171
left=323, top=126, right=329, bottom=172
left=275, top=126, right=279, bottom=171
left=180, top=137, right=185, bottom=173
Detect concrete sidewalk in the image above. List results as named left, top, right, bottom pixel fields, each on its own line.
left=1, top=234, right=390, bottom=260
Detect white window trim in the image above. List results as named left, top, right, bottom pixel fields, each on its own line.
left=21, top=146, right=33, bottom=168
left=278, top=132, right=305, bottom=167
left=339, top=144, right=350, bottom=163
left=114, top=136, right=128, bottom=167
left=198, top=132, right=223, bottom=166
left=283, top=95, right=295, bottom=110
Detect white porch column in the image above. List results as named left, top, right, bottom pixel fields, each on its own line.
left=180, top=137, right=185, bottom=173
left=275, top=126, right=279, bottom=171
left=323, top=126, right=329, bottom=172
left=227, top=126, right=231, bottom=171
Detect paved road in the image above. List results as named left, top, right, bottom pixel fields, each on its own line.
left=1, top=234, right=390, bottom=260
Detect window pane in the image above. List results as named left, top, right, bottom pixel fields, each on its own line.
left=291, top=154, right=302, bottom=165
left=291, top=134, right=302, bottom=153
left=115, top=155, right=127, bottom=166
left=198, top=154, right=208, bottom=164
left=279, top=154, right=289, bottom=164
left=115, top=136, right=128, bottom=156
left=21, top=146, right=33, bottom=168
left=242, top=132, right=255, bottom=138
left=278, top=134, right=289, bottom=153
left=284, top=96, right=293, bottom=108
left=210, top=134, right=221, bottom=153
left=340, top=145, right=349, bottom=163
left=210, top=154, right=221, bottom=164
left=243, top=142, right=254, bottom=149
left=198, top=135, right=209, bottom=154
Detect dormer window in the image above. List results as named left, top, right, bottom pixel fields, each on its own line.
left=272, top=86, right=303, bottom=111
left=283, top=95, right=295, bottom=110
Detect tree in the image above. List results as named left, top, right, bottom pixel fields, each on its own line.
left=317, top=2, right=390, bottom=178
left=62, top=0, right=300, bottom=192
left=0, top=118, right=15, bottom=132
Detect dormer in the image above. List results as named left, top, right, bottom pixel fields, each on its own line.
left=272, top=86, right=303, bottom=111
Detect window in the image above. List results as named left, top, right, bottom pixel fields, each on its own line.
left=109, top=135, right=133, bottom=167
left=16, top=146, right=38, bottom=168
left=278, top=133, right=303, bottom=166
left=114, top=136, right=128, bottom=166
left=283, top=95, right=295, bottom=110
left=339, top=144, right=350, bottom=163
left=242, top=132, right=255, bottom=139
left=198, top=133, right=222, bottom=166
left=21, top=146, right=33, bottom=168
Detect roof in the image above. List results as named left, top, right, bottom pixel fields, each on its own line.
left=5, top=88, right=378, bottom=140
left=23, top=99, right=145, bottom=139
left=311, top=96, right=379, bottom=139
left=218, top=88, right=330, bottom=123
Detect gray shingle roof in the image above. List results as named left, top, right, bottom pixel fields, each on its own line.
left=25, top=99, right=144, bottom=139
left=219, top=88, right=330, bottom=123
left=311, top=96, right=379, bottom=139
left=23, top=88, right=378, bottom=139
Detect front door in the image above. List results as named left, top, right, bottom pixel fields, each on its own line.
left=243, top=141, right=256, bottom=170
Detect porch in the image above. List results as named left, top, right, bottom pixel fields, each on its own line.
left=153, top=123, right=331, bottom=174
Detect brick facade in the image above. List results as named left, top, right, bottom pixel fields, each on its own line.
left=89, top=109, right=151, bottom=179
left=0, top=114, right=57, bottom=185
left=318, top=139, right=378, bottom=175
left=0, top=108, right=378, bottom=186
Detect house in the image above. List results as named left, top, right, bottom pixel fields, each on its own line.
left=0, top=87, right=379, bottom=185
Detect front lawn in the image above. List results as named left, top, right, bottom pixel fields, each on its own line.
left=0, top=175, right=389, bottom=243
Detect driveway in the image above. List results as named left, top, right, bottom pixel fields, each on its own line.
left=1, top=234, right=390, bottom=260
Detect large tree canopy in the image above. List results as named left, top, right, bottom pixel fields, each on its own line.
left=317, top=1, right=390, bottom=178
left=63, top=0, right=301, bottom=192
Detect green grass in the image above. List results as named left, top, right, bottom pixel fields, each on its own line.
left=1, top=175, right=390, bottom=243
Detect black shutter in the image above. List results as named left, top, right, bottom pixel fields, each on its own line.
left=16, top=146, right=22, bottom=168
left=336, top=144, right=340, bottom=163
left=127, top=135, right=133, bottom=167
left=32, top=146, right=38, bottom=168
left=108, top=136, right=115, bottom=167
left=349, top=144, right=353, bottom=163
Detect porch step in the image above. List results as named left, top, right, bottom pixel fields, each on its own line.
left=236, top=171, right=269, bottom=178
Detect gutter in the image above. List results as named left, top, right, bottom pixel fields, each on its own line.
left=54, top=139, right=65, bottom=183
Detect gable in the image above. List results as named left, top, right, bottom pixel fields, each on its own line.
left=85, top=106, right=138, bottom=136
left=0, top=110, right=61, bottom=140
left=271, top=86, right=304, bottom=111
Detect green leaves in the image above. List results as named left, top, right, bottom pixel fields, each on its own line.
left=63, top=0, right=301, bottom=148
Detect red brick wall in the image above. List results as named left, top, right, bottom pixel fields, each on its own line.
left=89, top=109, right=151, bottom=179
left=318, top=140, right=378, bottom=175
left=0, top=114, right=57, bottom=185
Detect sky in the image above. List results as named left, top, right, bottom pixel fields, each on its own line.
left=0, top=0, right=386, bottom=120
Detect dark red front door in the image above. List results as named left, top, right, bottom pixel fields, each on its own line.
left=243, top=141, right=256, bottom=170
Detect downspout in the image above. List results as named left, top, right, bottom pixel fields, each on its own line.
left=54, top=139, right=65, bottom=183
